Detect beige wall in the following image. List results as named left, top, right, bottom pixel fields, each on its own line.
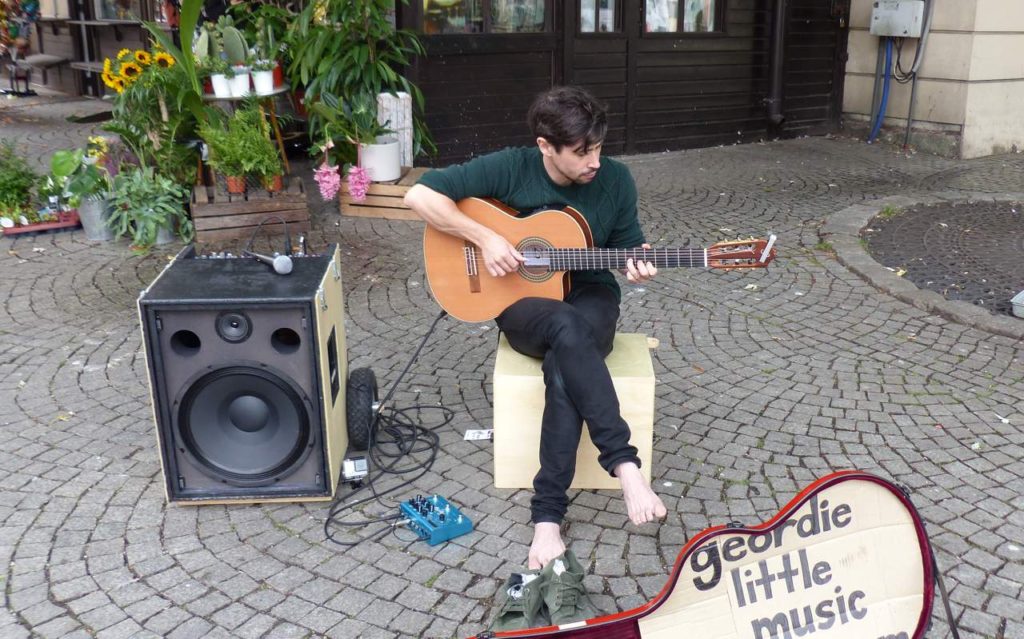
left=843, top=0, right=1024, bottom=158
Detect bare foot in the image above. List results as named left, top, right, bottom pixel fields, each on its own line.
left=528, top=522, right=566, bottom=570
left=615, top=462, right=667, bottom=525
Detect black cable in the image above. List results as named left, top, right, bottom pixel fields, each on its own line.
left=242, top=214, right=292, bottom=256
left=323, top=310, right=452, bottom=548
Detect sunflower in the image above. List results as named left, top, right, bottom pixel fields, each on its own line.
left=101, top=71, right=119, bottom=89
left=153, top=51, right=175, bottom=69
left=134, top=50, right=152, bottom=65
left=119, top=61, right=143, bottom=81
left=103, top=57, right=113, bottom=74
left=116, top=48, right=132, bottom=61
left=110, top=78, right=126, bottom=94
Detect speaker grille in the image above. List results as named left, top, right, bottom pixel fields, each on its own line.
left=176, top=366, right=314, bottom=486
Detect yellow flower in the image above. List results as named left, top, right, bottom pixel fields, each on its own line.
left=154, top=51, right=175, bottom=69
left=101, top=71, right=119, bottom=89
left=119, top=61, right=143, bottom=81
left=117, top=48, right=132, bottom=60
left=134, top=50, right=152, bottom=65
left=103, top=57, right=113, bottom=74
left=111, top=78, right=126, bottom=94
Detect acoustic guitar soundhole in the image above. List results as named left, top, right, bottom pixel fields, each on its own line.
left=517, top=237, right=556, bottom=283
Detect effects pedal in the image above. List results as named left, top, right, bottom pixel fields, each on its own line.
left=400, top=494, right=474, bottom=546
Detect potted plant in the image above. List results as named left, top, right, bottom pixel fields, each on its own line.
left=287, top=0, right=435, bottom=159
left=41, top=138, right=116, bottom=240
left=108, top=166, right=192, bottom=251
left=250, top=18, right=276, bottom=96
left=194, top=24, right=231, bottom=98
left=0, top=140, right=49, bottom=234
left=232, top=3, right=291, bottom=87
left=311, top=92, right=400, bottom=182
left=200, top=107, right=281, bottom=194
left=216, top=15, right=251, bottom=98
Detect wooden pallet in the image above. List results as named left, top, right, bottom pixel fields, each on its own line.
left=340, top=167, right=427, bottom=221
left=192, top=176, right=310, bottom=244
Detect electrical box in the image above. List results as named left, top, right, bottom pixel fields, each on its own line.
left=870, top=0, right=925, bottom=38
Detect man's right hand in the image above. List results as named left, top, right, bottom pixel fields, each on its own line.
left=479, top=230, right=525, bottom=277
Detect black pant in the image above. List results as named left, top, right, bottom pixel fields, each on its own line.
left=496, top=284, right=641, bottom=524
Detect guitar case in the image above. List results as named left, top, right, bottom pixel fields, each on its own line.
left=475, top=471, right=950, bottom=639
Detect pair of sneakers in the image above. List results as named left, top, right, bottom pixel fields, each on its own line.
left=489, top=550, right=600, bottom=631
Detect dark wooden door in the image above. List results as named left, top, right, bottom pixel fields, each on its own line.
left=561, top=1, right=632, bottom=155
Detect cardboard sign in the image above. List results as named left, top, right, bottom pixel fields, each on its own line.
left=484, top=471, right=934, bottom=639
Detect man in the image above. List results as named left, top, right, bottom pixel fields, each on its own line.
left=404, top=86, right=667, bottom=571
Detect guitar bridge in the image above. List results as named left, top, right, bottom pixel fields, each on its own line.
left=464, top=242, right=481, bottom=293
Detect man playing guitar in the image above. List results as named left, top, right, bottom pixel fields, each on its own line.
left=404, top=85, right=667, bottom=572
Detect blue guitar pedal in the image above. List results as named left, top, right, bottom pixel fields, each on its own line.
left=400, top=494, right=474, bottom=545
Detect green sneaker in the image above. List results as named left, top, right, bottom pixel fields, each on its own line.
left=489, top=570, right=550, bottom=631
left=539, top=550, right=600, bottom=626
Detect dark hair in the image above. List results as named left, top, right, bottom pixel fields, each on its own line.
left=527, top=86, right=608, bottom=153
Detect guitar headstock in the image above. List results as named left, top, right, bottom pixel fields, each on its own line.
left=708, top=235, right=777, bottom=269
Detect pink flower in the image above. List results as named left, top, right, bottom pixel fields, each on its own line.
left=347, top=166, right=371, bottom=203
left=313, top=162, right=342, bottom=201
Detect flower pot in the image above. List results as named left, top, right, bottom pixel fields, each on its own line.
left=78, top=196, right=115, bottom=241
left=272, top=62, right=284, bottom=87
left=210, top=73, right=231, bottom=98
left=155, top=224, right=175, bottom=245
left=229, top=67, right=251, bottom=98
left=359, top=136, right=402, bottom=182
left=225, top=175, right=246, bottom=194
left=252, top=69, right=275, bottom=96
left=264, top=174, right=284, bottom=192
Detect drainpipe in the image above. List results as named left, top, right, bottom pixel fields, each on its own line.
left=767, top=0, right=788, bottom=129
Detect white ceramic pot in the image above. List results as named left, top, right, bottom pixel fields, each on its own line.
left=359, top=136, right=402, bottom=182
left=229, top=67, right=250, bottom=97
left=210, top=73, right=231, bottom=98
left=252, top=69, right=275, bottom=95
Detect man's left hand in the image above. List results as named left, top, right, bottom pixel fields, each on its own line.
left=624, top=243, right=657, bottom=284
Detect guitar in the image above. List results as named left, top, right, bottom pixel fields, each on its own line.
left=422, top=198, right=777, bottom=322
left=471, top=471, right=937, bottom=639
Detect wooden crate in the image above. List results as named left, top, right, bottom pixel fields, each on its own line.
left=192, top=177, right=310, bottom=244
left=340, top=167, right=427, bottom=221
left=492, top=333, right=655, bottom=490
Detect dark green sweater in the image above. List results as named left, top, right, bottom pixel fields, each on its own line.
left=417, top=146, right=644, bottom=301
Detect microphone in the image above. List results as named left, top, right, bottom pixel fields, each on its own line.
left=243, top=250, right=293, bottom=275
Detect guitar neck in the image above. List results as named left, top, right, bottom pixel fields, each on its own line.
left=535, top=247, right=707, bottom=271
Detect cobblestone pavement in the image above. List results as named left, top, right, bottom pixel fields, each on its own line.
left=1, top=96, right=1023, bottom=639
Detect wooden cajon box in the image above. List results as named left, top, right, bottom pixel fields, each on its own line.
left=493, top=333, right=655, bottom=490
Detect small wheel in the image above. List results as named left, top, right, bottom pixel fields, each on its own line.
left=346, top=368, right=378, bottom=450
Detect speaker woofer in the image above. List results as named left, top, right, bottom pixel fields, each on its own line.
left=176, top=366, right=314, bottom=486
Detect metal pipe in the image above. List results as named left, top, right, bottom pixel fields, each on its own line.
left=767, top=0, right=788, bottom=126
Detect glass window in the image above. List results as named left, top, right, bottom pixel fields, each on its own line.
left=645, top=0, right=717, bottom=33
left=580, top=0, right=618, bottom=33
left=423, top=0, right=547, bottom=34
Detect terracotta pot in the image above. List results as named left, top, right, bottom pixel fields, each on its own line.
left=272, top=62, right=284, bottom=87
left=225, top=176, right=246, bottom=194
left=264, top=175, right=284, bottom=192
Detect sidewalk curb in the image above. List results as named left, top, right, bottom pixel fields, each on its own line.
left=821, top=192, right=1024, bottom=342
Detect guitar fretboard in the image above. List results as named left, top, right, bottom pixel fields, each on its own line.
left=529, top=248, right=706, bottom=271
